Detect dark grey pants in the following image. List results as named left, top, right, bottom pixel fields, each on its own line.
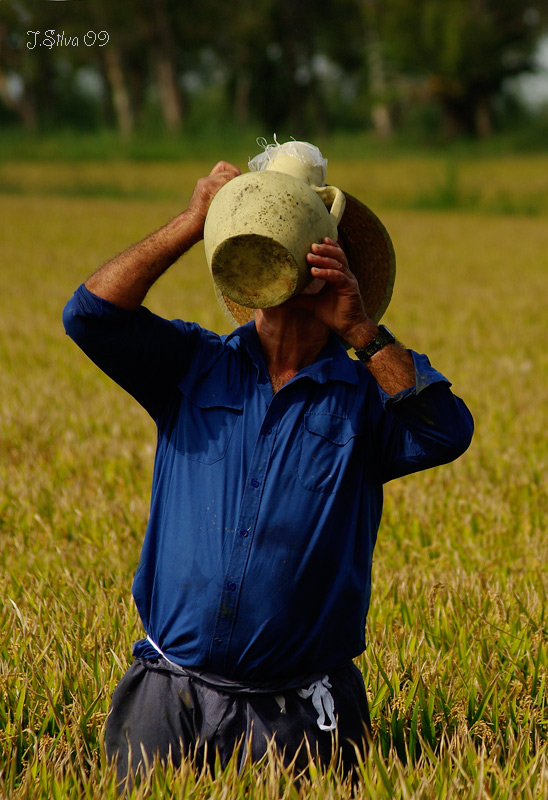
left=105, top=658, right=370, bottom=781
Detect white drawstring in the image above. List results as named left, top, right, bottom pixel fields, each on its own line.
left=274, top=694, right=286, bottom=714
left=297, top=675, right=337, bottom=731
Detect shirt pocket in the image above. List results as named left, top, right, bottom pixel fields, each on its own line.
left=298, top=412, right=363, bottom=494
left=174, top=383, right=243, bottom=465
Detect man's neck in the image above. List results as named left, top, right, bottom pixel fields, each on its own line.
left=254, top=307, right=330, bottom=392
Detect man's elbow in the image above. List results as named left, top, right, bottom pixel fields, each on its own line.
left=63, top=296, right=78, bottom=337
left=62, top=296, right=86, bottom=344
left=442, top=402, right=474, bottom=463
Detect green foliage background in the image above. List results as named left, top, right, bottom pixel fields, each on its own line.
left=1, top=145, right=548, bottom=797
left=1, top=0, right=547, bottom=139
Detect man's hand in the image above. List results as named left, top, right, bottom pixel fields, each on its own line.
left=185, top=161, right=242, bottom=243
left=299, top=238, right=371, bottom=345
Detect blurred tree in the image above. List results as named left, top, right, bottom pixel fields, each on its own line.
left=148, top=0, right=184, bottom=132
left=377, top=0, right=548, bottom=137
left=0, top=0, right=188, bottom=135
left=191, top=0, right=273, bottom=127
left=0, top=1, right=66, bottom=129
left=82, top=0, right=150, bottom=137
left=0, top=18, right=37, bottom=128
left=1, top=0, right=546, bottom=139
left=359, top=0, right=394, bottom=138
left=244, top=0, right=363, bottom=136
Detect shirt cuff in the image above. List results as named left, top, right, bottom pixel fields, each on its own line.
left=381, top=351, right=451, bottom=408
left=71, top=283, right=136, bottom=318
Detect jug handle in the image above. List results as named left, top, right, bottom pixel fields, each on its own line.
left=313, top=185, right=346, bottom=226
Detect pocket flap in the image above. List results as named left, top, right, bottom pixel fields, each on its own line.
left=178, top=375, right=243, bottom=411
left=304, top=412, right=363, bottom=445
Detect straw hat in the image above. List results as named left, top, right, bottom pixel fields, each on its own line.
left=213, top=139, right=396, bottom=327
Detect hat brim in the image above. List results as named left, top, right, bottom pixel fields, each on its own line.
left=214, top=190, right=396, bottom=329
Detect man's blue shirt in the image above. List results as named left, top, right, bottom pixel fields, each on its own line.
left=63, top=285, right=473, bottom=681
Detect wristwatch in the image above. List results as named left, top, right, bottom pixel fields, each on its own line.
left=354, top=324, right=396, bottom=362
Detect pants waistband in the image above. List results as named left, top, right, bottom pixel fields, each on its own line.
left=145, top=635, right=337, bottom=731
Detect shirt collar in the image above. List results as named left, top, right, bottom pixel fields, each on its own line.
left=224, top=321, right=359, bottom=387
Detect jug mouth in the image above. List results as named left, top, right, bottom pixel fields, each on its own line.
left=211, top=234, right=308, bottom=308
left=263, top=153, right=325, bottom=187
left=249, top=138, right=327, bottom=186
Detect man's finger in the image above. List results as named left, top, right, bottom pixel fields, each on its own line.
left=307, top=252, right=349, bottom=275
left=310, top=241, right=349, bottom=268
left=210, top=161, right=241, bottom=177
left=309, top=266, right=349, bottom=284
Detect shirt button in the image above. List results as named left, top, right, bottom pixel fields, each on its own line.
left=250, top=478, right=260, bottom=488
left=240, top=529, right=249, bottom=538
left=227, top=582, right=237, bottom=592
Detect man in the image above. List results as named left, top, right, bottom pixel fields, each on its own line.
left=63, top=142, right=473, bottom=780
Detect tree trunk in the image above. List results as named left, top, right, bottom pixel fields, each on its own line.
left=367, top=39, right=393, bottom=138
left=149, top=0, right=183, bottom=132
left=371, top=103, right=392, bottom=138
left=234, top=71, right=251, bottom=126
left=361, top=0, right=393, bottom=138
left=0, top=25, right=38, bottom=129
left=0, top=70, right=37, bottom=129
left=474, top=94, right=492, bottom=138
left=103, top=46, right=134, bottom=137
left=152, top=47, right=183, bottom=133
left=441, top=102, right=467, bottom=139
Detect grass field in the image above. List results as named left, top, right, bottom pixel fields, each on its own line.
left=1, top=152, right=548, bottom=798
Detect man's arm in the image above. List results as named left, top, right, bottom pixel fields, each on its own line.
left=85, top=161, right=241, bottom=310
left=302, top=237, right=415, bottom=395
left=63, top=161, right=241, bottom=416
left=302, top=238, right=473, bottom=474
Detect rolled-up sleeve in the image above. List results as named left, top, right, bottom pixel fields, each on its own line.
left=63, top=284, right=197, bottom=417
left=375, top=351, right=474, bottom=482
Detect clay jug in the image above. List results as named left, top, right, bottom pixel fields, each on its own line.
left=203, top=154, right=346, bottom=309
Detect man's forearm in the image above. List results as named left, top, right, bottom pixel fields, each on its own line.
left=345, top=319, right=416, bottom=396
left=85, top=210, right=201, bottom=311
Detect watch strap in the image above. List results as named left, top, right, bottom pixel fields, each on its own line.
left=354, top=324, right=396, bottom=362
